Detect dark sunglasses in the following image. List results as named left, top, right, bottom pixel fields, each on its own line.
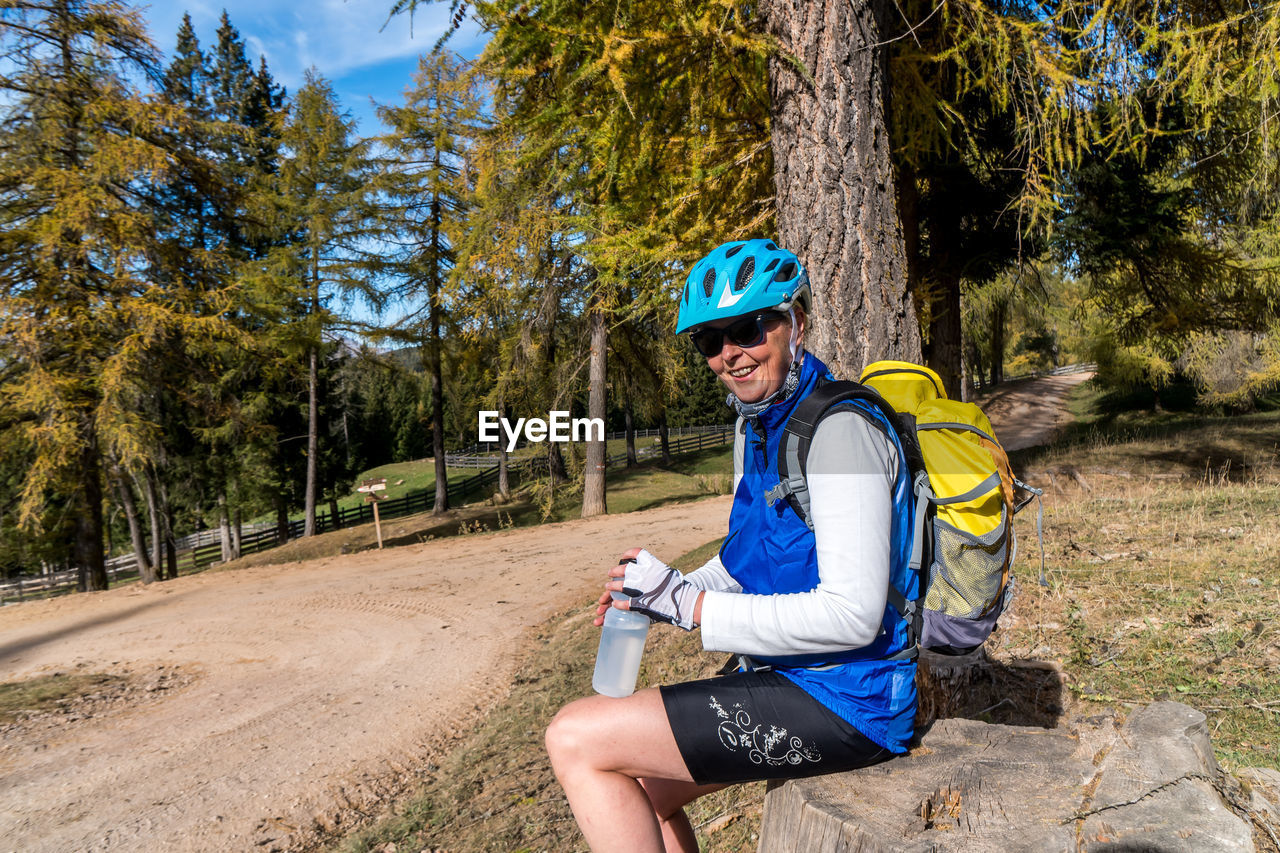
left=689, top=312, right=784, bottom=357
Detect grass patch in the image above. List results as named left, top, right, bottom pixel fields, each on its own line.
left=996, top=404, right=1280, bottom=772
left=203, top=446, right=734, bottom=572
left=473, top=444, right=735, bottom=529
left=327, top=538, right=767, bottom=853
left=331, top=461, right=478, bottom=514
left=0, top=672, right=125, bottom=724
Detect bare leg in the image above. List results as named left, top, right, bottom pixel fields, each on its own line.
left=640, top=777, right=730, bottom=853
left=546, top=688, right=718, bottom=852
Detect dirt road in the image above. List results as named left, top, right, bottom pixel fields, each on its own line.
left=0, top=497, right=733, bottom=852
left=975, top=370, right=1094, bottom=451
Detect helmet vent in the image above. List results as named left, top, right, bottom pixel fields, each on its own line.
left=733, top=257, right=755, bottom=292
left=763, top=258, right=779, bottom=273
left=702, top=268, right=717, bottom=298
left=775, top=261, right=796, bottom=282
left=725, top=244, right=744, bottom=258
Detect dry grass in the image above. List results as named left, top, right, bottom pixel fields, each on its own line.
left=218, top=446, right=736, bottom=573
left=994, top=411, right=1280, bottom=771
left=327, top=539, right=765, bottom=853
left=329, top=400, right=1280, bottom=852
left=0, top=671, right=126, bottom=724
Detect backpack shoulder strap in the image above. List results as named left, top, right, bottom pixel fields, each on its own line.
left=768, top=378, right=932, bottom=662
left=766, top=379, right=904, bottom=530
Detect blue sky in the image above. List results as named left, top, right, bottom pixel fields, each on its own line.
left=140, top=0, right=487, bottom=137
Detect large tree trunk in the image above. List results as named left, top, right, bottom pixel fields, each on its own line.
left=925, top=273, right=964, bottom=399
left=990, top=298, right=1007, bottom=386
left=73, top=433, right=108, bottom=591
left=159, top=479, right=178, bottom=580
left=762, top=0, right=921, bottom=376
left=582, top=304, right=608, bottom=518
left=275, top=493, right=291, bottom=545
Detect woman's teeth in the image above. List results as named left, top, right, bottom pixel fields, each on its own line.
left=728, top=365, right=755, bottom=378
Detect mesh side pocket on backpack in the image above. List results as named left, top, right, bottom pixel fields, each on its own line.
left=923, top=510, right=1010, bottom=621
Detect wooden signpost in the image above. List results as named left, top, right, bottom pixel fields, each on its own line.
left=356, top=478, right=388, bottom=548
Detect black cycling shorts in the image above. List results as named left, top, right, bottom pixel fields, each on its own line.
left=659, top=669, right=892, bottom=786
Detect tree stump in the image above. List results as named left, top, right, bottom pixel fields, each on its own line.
left=758, top=702, right=1272, bottom=852
left=914, top=648, right=990, bottom=727
left=914, top=648, right=1066, bottom=729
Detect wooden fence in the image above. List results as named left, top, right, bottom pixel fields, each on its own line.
left=0, top=424, right=734, bottom=603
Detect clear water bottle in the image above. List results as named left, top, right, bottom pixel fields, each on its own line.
left=592, top=593, right=650, bottom=697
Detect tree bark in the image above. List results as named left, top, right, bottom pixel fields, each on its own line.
left=305, top=343, right=319, bottom=536
left=327, top=495, right=340, bottom=532
left=159, top=479, right=178, bottom=580
left=582, top=304, right=609, bottom=518
left=111, top=466, right=154, bottom=584
left=275, top=493, right=291, bottom=545
left=548, top=442, right=569, bottom=485
left=218, top=492, right=232, bottom=562
left=73, top=428, right=108, bottom=592
left=138, top=468, right=163, bottom=574
left=497, top=403, right=511, bottom=500
left=990, top=298, right=1007, bottom=386
left=429, top=178, right=450, bottom=516
left=658, top=410, right=672, bottom=466
left=925, top=273, right=964, bottom=399
left=762, top=0, right=921, bottom=376
left=623, top=395, right=638, bottom=468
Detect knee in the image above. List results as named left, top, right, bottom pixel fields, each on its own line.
left=545, top=697, right=599, bottom=772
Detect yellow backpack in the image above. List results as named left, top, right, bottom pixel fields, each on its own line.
left=772, top=360, right=1043, bottom=655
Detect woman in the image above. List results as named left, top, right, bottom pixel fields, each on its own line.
left=545, top=239, right=918, bottom=852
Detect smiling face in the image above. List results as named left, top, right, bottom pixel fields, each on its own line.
left=702, top=309, right=806, bottom=404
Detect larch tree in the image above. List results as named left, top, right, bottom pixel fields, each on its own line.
left=255, top=71, right=376, bottom=536
left=378, top=51, right=483, bottom=516
left=400, top=0, right=1280, bottom=388
left=411, top=0, right=776, bottom=516
left=0, top=0, right=233, bottom=589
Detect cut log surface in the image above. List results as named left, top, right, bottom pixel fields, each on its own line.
left=758, top=702, right=1265, bottom=852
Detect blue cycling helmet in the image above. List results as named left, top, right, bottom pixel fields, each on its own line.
left=675, top=239, right=812, bottom=334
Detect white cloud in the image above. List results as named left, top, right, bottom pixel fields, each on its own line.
left=143, top=0, right=480, bottom=90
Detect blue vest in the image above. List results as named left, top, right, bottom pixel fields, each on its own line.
left=719, top=353, right=918, bottom=752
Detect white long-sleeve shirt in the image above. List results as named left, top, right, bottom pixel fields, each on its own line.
left=683, top=410, right=899, bottom=657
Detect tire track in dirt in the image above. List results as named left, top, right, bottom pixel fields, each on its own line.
left=0, top=496, right=732, bottom=852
